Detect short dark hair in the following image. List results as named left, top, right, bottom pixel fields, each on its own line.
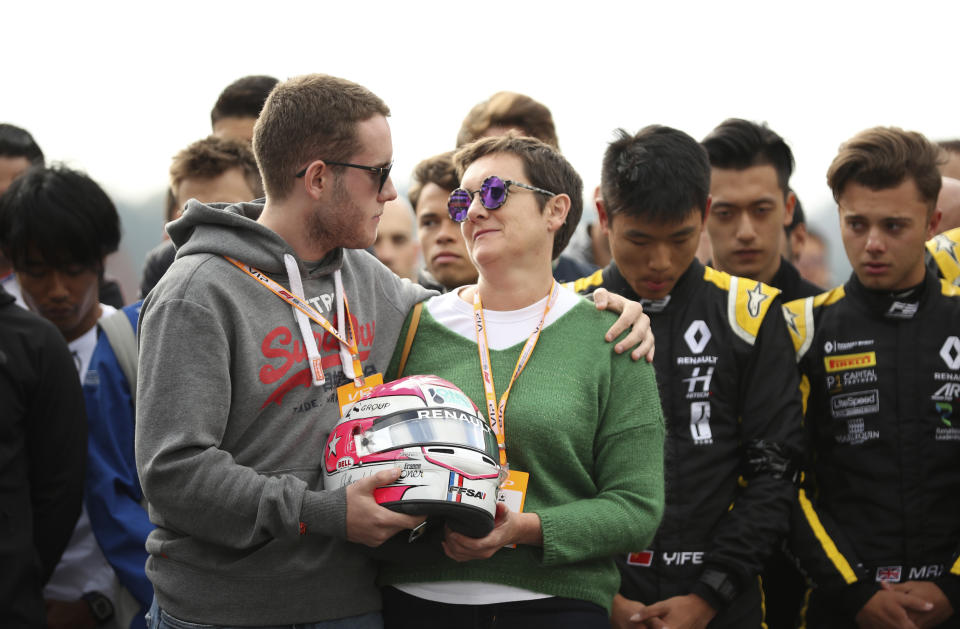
left=453, top=134, right=581, bottom=260
left=827, top=126, right=942, bottom=213
left=601, top=125, right=710, bottom=224
left=408, top=151, right=458, bottom=210
left=456, top=92, right=559, bottom=149
left=702, top=118, right=794, bottom=195
left=0, top=123, right=44, bottom=166
left=0, top=166, right=120, bottom=270
left=253, top=74, right=390, bottom=201
left=210, top=75, right=279, bottom=127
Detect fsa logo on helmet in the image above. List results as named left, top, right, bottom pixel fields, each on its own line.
left=449, top=486, right=487, bottom=500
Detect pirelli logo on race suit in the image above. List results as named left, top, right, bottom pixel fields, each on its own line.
left=824, top=351, right=877, bottom=373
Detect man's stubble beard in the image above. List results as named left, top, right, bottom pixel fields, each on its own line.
left=306, top=174, right=369, bottom=253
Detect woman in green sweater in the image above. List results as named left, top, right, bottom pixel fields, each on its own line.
left=378, top=135, right=666, bottom=628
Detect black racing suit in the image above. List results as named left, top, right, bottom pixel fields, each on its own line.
left=762, top=256, right=821, bottom=629
left=769, top=255, right=823, bottom=302
left=573, top=260, right=804, bottom=627
left=784, top=270, right=960, bottom=627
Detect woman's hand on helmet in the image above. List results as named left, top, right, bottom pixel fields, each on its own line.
left=441, top=502, right=542, bottom=561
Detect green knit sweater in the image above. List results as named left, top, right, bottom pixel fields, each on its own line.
left=380, top=298, right=665, bottom=612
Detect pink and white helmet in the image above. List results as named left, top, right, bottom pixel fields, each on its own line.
left=324, top=374, right=504, bottom=538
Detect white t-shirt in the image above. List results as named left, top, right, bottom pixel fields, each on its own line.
left=396, top=285, right=582, bottom=605
left=43, top=305, right=122, bottom=620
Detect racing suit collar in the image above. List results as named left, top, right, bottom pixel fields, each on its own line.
left=601, top=260, right=702, bottom=314
left=845, top=267, right=938, bottom=320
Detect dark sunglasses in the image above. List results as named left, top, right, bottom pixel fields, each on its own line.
left=447, top=175, right=556, bottom=222
left=295, top=160, right=393, bottom=193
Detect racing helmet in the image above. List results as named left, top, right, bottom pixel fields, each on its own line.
left=324, top=374, right=504, bottom=538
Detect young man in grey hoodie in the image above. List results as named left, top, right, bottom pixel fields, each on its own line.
left=135, top=74, right=653, bottom=629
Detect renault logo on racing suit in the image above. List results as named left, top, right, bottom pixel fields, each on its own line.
left=683, top=320, right=711, bottom=354
left=941, top=337, right=960, bottom=370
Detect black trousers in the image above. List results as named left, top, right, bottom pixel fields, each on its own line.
left=382, top=586, right=608, bottom=629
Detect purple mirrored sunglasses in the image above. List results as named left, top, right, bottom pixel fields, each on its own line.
left=447, top=175, right=556, bottom=222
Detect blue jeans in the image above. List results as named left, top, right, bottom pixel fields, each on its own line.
left=146, top=597, right=383, bottom=629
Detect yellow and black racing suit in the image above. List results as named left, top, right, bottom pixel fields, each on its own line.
left=785, top=269, right=960, bottom=627
left=928, top=226, right=960, bottom=287
left=573, top=259, right=804, bottom=627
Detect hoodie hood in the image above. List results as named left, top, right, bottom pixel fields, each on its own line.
left=166, top=199, right=344, bottom=278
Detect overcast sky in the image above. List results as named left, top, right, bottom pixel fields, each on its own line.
left=5, top=0, right=958, bottom=261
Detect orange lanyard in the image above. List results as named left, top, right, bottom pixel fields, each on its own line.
left=225, top=256, right=365, bottom=387
left=473, top=281, right=558, bottom=465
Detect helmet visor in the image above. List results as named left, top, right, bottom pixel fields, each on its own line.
left=356, top=409, right=498, bottom=460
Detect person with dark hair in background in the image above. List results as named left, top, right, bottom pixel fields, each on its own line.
left=702, top=118, right=821, bottom=302
left=408, top=151, right=478, bottom=292
left=785, top=126, right=960, bottom=628
left=572, top=125, right=803, bottom=629
left=0, top=165, right=134, bottom=629
left=0, top=123, right=44, bottom=192
left=0, top=124, right=124, bottom=309
left=0, top=123, right=45, bottom=305
left=139, top=135, right=263, bottom=297
left=0, top=282, right=87, bottom=628
left=210, top=75, right=280, bottom=143
left=700, top=119, right=821, bottom=628
left=140, top=76, right=278, bottom=298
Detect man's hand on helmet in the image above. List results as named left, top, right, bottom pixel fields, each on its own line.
left=346, top=468, right=427, bottom=547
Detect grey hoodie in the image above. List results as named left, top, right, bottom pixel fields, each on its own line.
left=135, top=200, right=431, bottom=625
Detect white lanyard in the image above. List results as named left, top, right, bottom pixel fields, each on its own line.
left=226, top=255, right=363, bottom=387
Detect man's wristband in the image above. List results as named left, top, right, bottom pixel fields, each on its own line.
left=81, top=591, right=114, bottom=625
left=692, top=568, right=739, bottom=610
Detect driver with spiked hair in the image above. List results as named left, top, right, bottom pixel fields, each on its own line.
left=572, top=125, right=804, bottom=628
